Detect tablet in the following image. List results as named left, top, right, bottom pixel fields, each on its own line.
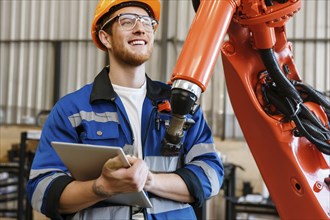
left=51, top=141, right=152, bottom=208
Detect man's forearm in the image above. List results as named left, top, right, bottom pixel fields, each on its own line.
left=145, top=173, right=195, bottom=203
left=58, top=180, right=105, bottom=214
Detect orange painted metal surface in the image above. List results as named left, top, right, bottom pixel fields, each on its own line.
left=221, top=21, right=329, bottom=218
left=170, top=0, right=330, bottom=218
left=170, top=0, right=238, bottom=91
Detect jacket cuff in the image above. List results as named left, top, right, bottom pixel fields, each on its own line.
left=45, top=175, right=74, bottom=220
left=174, top=168, right=205, bottom=207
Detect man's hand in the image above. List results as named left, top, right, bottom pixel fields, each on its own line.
left=92, top=156, right=149, bottom=198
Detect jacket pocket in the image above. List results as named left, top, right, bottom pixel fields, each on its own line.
left=80, top=121, right=120, bottom=145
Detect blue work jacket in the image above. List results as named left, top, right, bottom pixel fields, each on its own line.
left=27, top=67, right=224, bottom=220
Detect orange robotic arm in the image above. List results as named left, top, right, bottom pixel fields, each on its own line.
left=161, top=0, right=238, bottom=155
left=164, top=0, right=330, bottom=218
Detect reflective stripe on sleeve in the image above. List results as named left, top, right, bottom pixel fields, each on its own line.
left=29, top=168, right=68, bottom=179
left=185, top=143, right=216, bottom=163
left=188, top=160, right=220, bottom=197
left=31, top=172, right=67, bottom=212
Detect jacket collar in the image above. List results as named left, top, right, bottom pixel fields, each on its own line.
left=90, top=66, right=171, bottom=104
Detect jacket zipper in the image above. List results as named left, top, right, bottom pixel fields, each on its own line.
left=142, top=107, right=157, bottom=158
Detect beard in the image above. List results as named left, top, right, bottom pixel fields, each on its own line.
left=111, top=41, right=153, bottom=66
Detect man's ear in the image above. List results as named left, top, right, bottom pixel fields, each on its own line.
left=98, top=30, right=112, bottom=49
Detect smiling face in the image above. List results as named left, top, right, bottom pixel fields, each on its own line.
left=104, top=6, right=155, bottom=66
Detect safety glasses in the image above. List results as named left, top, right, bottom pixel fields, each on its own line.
left=100, top=13, right=158, bottom=32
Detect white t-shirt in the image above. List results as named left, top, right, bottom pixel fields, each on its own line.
left=112, top=81, right=147, bottom=159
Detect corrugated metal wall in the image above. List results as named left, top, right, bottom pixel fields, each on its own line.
left=0, top=0, right=104, bottom=125
left=1, top=0, right=329, bottom=140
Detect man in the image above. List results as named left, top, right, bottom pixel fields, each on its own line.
left=27, top=0, right=224, bottom=219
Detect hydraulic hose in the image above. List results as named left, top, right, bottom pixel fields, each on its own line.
left=260, top=48, right=330, bottom=155
left=259, top=49, right=302, bottom=102
left=294, top=81, right=330, bottom=117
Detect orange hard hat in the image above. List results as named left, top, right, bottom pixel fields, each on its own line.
left=91, top=0, right=161, bottom=51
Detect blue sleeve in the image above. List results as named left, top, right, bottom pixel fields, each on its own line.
left=174, top=107, right=224, bottom=207
left=27, top=101, right=78, bottom=218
